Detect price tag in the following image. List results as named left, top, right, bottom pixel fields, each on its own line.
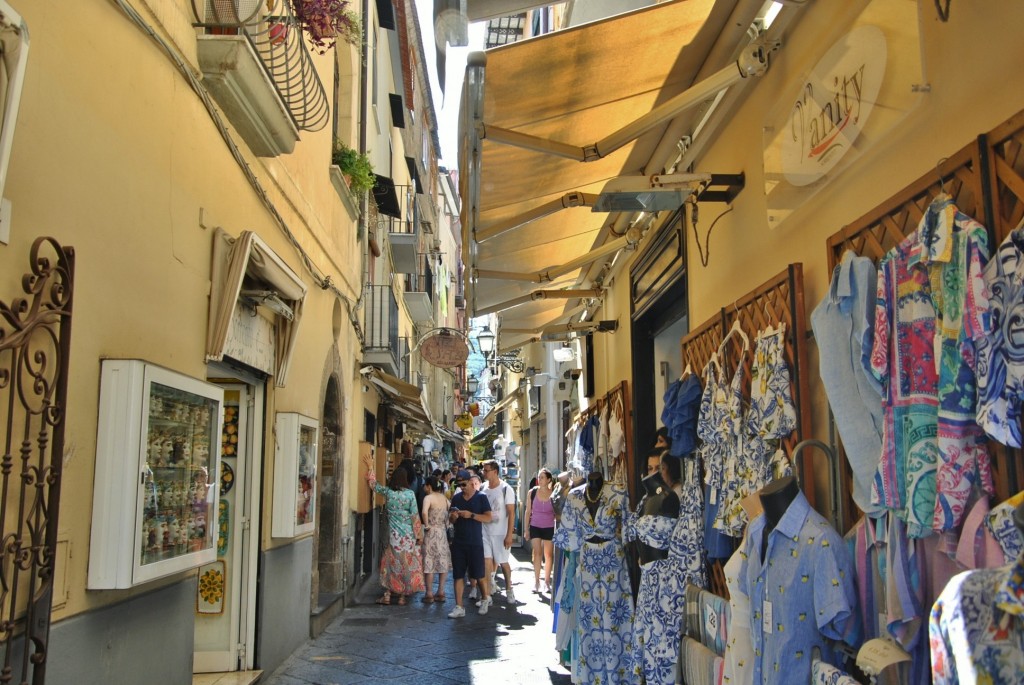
left=857, top=638, right=911, bottom=675
left=704, top=602, right=718, bottom=639
left=762, top=600, right=773, bottom=634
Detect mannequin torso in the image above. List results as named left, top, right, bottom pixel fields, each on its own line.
left=759, top=475, right=799, bottom=560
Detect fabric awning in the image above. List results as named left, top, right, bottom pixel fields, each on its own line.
left=482, top=388, right=523, bottom=427
left=459, top=0, right=733, bottom=349
left=435, top=424, right=467, bottom=444
left=362, top=367, right=433, bottom=432
left=470, top=423, right=496, bottom=446
left=207, top=228, right=307, bottom=386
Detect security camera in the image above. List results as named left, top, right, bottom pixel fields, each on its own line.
left=569, top=369, right=582, bottom=381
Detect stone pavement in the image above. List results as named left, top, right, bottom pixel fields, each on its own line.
left=261, top=547, right=572, bottom=685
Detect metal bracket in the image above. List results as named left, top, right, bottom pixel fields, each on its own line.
left=694, top=173, right=746, bottom=203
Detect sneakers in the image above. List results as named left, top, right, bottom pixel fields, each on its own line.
left=468, top=586, right=480, bottom=600
left=506, top=589, right=518, bottom=605
left=477, top=597, right=491, bottom=615
left=448, top=606, right=466, bottom=618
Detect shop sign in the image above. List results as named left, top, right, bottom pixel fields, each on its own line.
left=224, top=305, right=276, bottom=376
left=455, top=413, right=473, bottom=430
left=418, top=331, right=469, bottom=369
left=781, top=24, right=886, bottom=187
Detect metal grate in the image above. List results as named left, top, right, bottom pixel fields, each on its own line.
left=0, top=237, right=75, bottom=684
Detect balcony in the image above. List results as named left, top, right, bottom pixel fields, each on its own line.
left=378, top=185, right=418, bottom=273
left=403, top=267, right=434, bottom=323
left=190, top=0, right=329, bottom=156
left=362, top=285, right=402, bottom=377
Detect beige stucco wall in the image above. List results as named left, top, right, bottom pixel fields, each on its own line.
left=592, top=0, right=1024, bottom=506
left=0, top=0, right=369, bottom=619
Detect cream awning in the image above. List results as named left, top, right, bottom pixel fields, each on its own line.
left=363, top=367, right=433, bottom=433
left=459, top=0, right=753, bottom=349
left=482, top=388, right=523, bottom=427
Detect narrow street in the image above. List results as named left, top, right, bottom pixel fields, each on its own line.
left=261, top=548, right=572, bottom=684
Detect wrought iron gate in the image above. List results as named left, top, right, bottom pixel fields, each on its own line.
left=0, top=237, right=74, bottom=685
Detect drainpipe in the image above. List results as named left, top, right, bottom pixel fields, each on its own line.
left=360, top=0, right=370, bottom=277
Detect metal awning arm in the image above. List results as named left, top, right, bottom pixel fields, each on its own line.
left=477, top=192, right=597, bottom=243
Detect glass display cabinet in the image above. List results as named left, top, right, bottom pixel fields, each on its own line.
left=88, top=360, right=224, bottom=589
left=272, top=412, right=318, bottom=537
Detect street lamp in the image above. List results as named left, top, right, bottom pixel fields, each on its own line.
left=466, top=375, right=479, bottom=395
left=477, top=325, right=496, bottom=354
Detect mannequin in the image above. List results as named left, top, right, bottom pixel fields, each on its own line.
left=553, top=469, right=634, bottom=685
left=759, top=475, right=799, bottom=560
left=626, top=452, right=704, bottom=685
left=740, top=474, right=856, bottom=685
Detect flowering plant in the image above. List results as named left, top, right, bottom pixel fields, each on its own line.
left=332, top=139, right=375, bottom=193
left=291, top=0, right=361, bottom=54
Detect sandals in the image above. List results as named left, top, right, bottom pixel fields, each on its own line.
left=422, top=595, right=434, bottom=604
left=375, top=593, right=391, bottom=605
left=397, top=595, right=407, bottom=606
left=434, top=593, right=446, bottom=602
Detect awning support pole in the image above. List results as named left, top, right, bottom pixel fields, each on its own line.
left=479, top=124, right=585, bottom=161
left=476, top=192, right=597, bottom=243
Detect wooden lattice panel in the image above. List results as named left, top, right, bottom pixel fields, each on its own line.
left=987, top=109, right=1024, bottom=243
left=985, top=110, right=1024, bottom=503
left=821, top=137, right=1024, bottom=531
left=680, top=265, right=810, bottom=600
left=722, top=265, right=812, bottom=473
left=680, top=312, right=725, bottom=380
left=827, top=141, right=985, bottom=270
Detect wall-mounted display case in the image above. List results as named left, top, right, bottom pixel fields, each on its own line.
left=88, top=360, right=224, bottom=589
left=272, top=412, right=318, bottom=537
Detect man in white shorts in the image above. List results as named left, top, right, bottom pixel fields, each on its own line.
left=479, top=459, right=518, bottom=608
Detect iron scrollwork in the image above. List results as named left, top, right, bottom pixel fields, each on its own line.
left=0, top=236, right=75, bottom=685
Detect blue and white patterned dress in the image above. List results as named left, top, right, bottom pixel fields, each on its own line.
left=625, top=464, right=707, bottom=685
left=554, top=482, right=636, bottom=685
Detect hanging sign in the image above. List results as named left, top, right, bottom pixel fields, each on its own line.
left=418, top=330, right=470, bottom=368
left=780, top=24, right=886, bottom=186
left=455, top=413, right=473, bottom=430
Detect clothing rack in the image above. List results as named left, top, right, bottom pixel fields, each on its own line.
left=824, top=105, right=1024, bottom=531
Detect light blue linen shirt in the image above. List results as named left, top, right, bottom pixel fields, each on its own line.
left=810, top=250, right=885, bottom=515
left=739, top=491, right=858, bottom=685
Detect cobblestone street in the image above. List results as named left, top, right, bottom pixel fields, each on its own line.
left=261, top=547, right=572, bottom=685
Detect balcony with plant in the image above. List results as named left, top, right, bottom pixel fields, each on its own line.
left=332, top=140, right=375, bottom=193
left=291, top=0, right=362, bottom=54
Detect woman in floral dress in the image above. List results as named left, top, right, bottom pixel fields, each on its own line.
left=420, top=476, right=451, bottom=602
left=363, top=454, right=425, bottom=605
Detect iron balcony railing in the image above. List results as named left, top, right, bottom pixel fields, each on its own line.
left=190, top=0, right=329, bottom=132
left=363, top=284, right=400, bottom=363
left=377, top=184, right=416, bottom=234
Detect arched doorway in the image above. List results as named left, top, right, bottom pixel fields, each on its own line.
left=317, top=375, right=344, bottom=594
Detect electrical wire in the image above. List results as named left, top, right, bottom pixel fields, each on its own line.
left=110, top=0, right=365, bottom=343
left=689, top=198, right=733, bottom=268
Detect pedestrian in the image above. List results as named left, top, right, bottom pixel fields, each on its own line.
left=362, top=454, right=425, bottom=606
left=420, top=476, right=451, bottom=603
left=447, top=474, right=492, bottom=618
left=479, top=459, right=517, bottom=607
left=523, top=468, right=555, bottom=593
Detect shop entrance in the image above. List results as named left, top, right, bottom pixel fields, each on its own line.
left=194, top=378, right=264, bottom=674
left=316, top=376, right=345, bottom=596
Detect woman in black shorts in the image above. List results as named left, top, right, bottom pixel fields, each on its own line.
left=524, top=468, right=556, bottom=592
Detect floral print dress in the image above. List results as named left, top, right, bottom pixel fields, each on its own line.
left=369, top=474, right=425, bottom=595
left=421, top=496, right=452, bottom=574
left=553, top=482, right=636, bottom=685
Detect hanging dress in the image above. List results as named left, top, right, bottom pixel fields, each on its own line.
left=553, top=482, right=637, bottom=685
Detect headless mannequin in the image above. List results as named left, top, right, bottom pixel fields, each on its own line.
left=758, top=475, right=800, bottom=561
left=586, top=471, right=604, bottom=519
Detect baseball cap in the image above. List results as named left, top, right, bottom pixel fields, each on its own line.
left=456, top=469, right=472, bottom=481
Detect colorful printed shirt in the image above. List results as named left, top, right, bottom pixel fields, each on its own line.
left=867, top=194, right=991, bottom=536
left=929, top=555, right=1024, bottom=684
left=811, top=660, right=859, bottom=685
left=969, top=227, right=1024, bottom=447
left=739, top=492, right=858, bottom=685
left=987, top=492, right=1024, bottom=563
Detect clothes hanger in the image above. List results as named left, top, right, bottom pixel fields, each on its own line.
left=679, top=361, right=693, bottom=381
left=716, top=318, right=749, bottom=357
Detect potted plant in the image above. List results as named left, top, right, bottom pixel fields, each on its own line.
left=332, top=139, right=375, bottom=194
left=291, top=0, right=361, bottom=54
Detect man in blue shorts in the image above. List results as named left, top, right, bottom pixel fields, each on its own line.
left=447, top=474, right=492, bottom=617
